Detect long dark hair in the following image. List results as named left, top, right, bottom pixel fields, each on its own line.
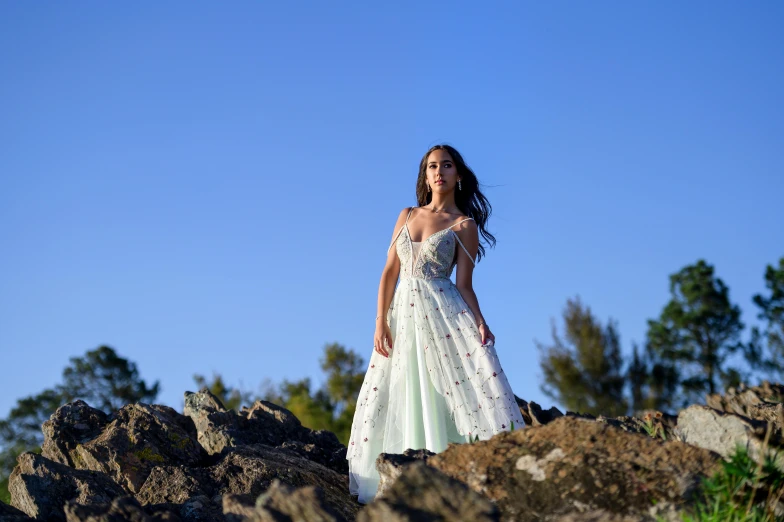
left=415, top=144, right=496, bottom=262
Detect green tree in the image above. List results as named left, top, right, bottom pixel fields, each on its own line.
left=748, top=257, right=784, bottom=380
left=646, top=260, right=745, bottom=409
left=0, top=345, right=158, bottom=504
left=537, top=296, right=628, bottom=416
left=264, top=342, right=365, bottom=445
left=626, top=341, right=680, bottom=413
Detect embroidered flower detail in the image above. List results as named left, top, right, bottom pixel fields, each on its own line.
left=425, top=315, right=428, bottom=319
left=364, top=437, right=368, bottom=442
left=466, top=353, right=471, bottom=357
left=461, top=309, right=467, bottom=314
left=410, top=303, right=414, bottom=307
left=435, top=307, right=439, bottom=311
left=493, top=372, right=497, bottom=377
left=445, top=334, right=451, bottom=339
left=371, top=364, right=375, bottom=368
left=439, top=288, right=444, bottom=292
left=373, top=387, right=378, bottom=391
left=502, top=424, right=506, bottom=429
left=455, top=381, right=460, bottom=385
left=351, top=441, right=355, bottom=445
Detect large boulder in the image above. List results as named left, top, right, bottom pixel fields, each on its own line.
left=222, top=479, right=347, bottom=522
left=677, top=404, right=784, bottom=468
left=426, top=416, right=722, bottom=521
left=42, top=402, right=204, bottom=493
left=516, top=395, right=564, bottom=427
left=135, top=443, right=359, bottom=521
left=374, top=449, right=434, bottom=498
left=358, top=461, right=500, bottom=522
left=706, top=381, right=784, bottom=442
left=9, top=452, right=126, bottom=521
left=63, top=496, right=171, bottom=522
left=0, top=500, right=32, bottom=522
left=183, top=389, right=347, bottom=473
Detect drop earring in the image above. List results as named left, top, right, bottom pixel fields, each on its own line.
left=458, top=179, right=462, bottom=191
left=427, top=184, right=431, bottom=192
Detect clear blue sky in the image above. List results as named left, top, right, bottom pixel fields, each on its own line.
left=1, top=2, right=782, bottom=418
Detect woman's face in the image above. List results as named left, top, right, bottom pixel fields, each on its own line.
left=426, top=149, right=460, bottom=192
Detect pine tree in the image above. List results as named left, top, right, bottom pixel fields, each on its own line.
left=646, top=260, right=744, bottom=408
left=537, top=296, right=628, bottom=416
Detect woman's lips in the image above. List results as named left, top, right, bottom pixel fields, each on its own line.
left=435, top=180, right=444, bottom=185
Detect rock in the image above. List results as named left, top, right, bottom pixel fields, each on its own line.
left=222, top=494, right=257, bottom=521
left=136, top=444, right=359, bottom=521
left=0, top=500, right=33, bottom=521
left=183, top=389, right=348, bottom=473
left=706, top=381, right=784, bottom=442
left=63, top=496, right=183, bottom=522
left=9, top=452, right=126, bottom=521
left=426, top=416, right=722, bottom=521
left=42, top=402, right=204, bottom=493
left=221, top=479, right=346, bottom=522
left=41, top=400, right=109, bottom=467
left=374, top=449, right=435, bottom=498
left=677, top=404, right=784, bottom=468
left=515, top=395, right=563, bottom=426
left=358, top=461, right=500, bottom=522
left=64, top=496, right=155, bottom=521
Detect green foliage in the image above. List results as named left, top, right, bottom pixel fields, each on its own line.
left=0, top=345, right=158, bottom=504
left=748, top=257, right=784, bottom=381
left=680, top=443, right=784, bottom=522
left=192, top=373, right=254, bottom=411
left=537, top=296, right=629, bottom=416
left=640, top=412, right=666, bottom=441
left=262, top=343, right=365, bottom=445
left=627, top=341, right=680, bottom=413
left=646, top=260, right=745, bottom=409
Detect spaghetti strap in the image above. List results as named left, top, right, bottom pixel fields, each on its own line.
left=448, top=217, right=476, bottom=266
left=453, top=232, right=476, bottom=266
left=446, top=217, right=474, bottom=230
left=387, top=207, right=415, bottom=254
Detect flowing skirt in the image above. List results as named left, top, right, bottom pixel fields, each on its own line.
left=346, top=276, right=524, bottom=504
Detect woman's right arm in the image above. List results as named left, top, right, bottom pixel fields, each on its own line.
left=374, top=207, right=410, bottom=356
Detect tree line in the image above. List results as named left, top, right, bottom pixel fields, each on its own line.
left=538, top=257, right=784, bottom=416
left=1, top=255, right=781, bottom=503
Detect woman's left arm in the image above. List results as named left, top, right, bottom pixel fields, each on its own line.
left=454, top=221, right=494, bottom=346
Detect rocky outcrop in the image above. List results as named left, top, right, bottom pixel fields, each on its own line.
left=706, top=381, right=784, bottom=442
left=0, top=500, right=32, bottom=522
left=135, top=444, right=357, bottom=520
left=42, top=401, right=204, bottom=493
left=9, top=389, right=358, bottom=522
left=12, top=382, right=784, bottom=521
left=63, top=496, right=177, bottom=522
left=223, top=479, right=346, bottom=522
left=374, top=449, right=434, bottom=498
left=677, top=404, right=784, bottom=467
left=425, top=416, right=722, bottom=521
left=516, top=395, right=564, bottom=426
left=183, top=390, right=347, bottom=474
left=9, top=452, right=127, bottom=521
left=359, top=461, right=500, bottom=522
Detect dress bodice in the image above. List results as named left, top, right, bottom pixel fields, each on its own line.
left=387, top=208, right=476, bottom=280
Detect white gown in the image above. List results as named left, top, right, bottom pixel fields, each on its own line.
left=346, top=207, right=525, bottom=504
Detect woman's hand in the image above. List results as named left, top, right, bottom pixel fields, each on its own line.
left=374, top=320, right=393, bottom=358
left=479, top=323, right=495, bottom=346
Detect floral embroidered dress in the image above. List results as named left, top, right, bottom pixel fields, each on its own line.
left=346, top=207, right=525, bottom=504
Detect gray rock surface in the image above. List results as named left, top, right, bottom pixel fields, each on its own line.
left=358, top=461, right=500, bottom=522
left=9, top=452, right=126, bottom=521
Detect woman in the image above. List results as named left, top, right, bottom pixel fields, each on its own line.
left=346, top=144, right=524, bottom=504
